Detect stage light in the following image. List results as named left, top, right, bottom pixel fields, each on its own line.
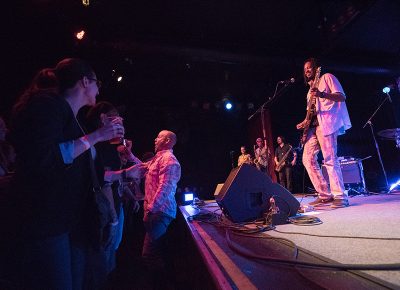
left=82, top=0, right=90, bottom=7
left=111, top=69, right=124, bottom=83
left=389, top=179, right=400, bottom=192
left=221, top=97, right=233, bottom=111
left=382, top=87, right=390, bottom=94
left=225, top=102, right=233, bottom=110
left=75, top=30, right=85, bottom=40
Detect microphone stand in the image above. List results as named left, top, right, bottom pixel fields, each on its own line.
left=248, top=81, right=293, bottom=137
left=248, top=81, right=293, bottom=122
left=248, top=81, right=293, bottom=176
left=362, top=93, right=391, bottom=192
left=247, top=81, right=291, bottom=121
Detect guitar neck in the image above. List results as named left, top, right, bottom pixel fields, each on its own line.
left=300, top=67, right=321, bottom=145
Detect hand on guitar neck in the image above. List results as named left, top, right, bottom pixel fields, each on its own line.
left=296, top=119, right=308, bottom=130
left=297, top=66, right=322, bottom=148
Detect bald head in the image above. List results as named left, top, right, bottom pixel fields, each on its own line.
left=163, top=130, right=177, bottom=146
left=154, top=130, right=177, bottom=152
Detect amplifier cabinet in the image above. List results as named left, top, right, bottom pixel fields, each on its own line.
left=321, top=160, right=366, bottom=189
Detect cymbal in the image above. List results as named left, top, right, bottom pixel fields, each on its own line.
left=377, top=128, right=400, bottom=139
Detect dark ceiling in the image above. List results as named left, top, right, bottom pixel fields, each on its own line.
left=8, top=0, right=400, bottom=71
left=5, top=0, right=400, bottom=111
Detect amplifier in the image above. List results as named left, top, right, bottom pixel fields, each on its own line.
left=321, top=158, right=366, bottom=188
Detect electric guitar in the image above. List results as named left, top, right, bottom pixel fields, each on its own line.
left=300, top=66, right=322, bottom=148
left=275, top=145, right=293, bottom=172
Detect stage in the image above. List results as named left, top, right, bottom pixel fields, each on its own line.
left=179, top=192, right=400, bottom=289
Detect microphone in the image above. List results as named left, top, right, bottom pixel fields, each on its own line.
left=382, top=85, right=393, bottom=103
left=279, top=77, right=295, bottom=84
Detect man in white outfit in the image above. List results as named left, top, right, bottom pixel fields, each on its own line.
left=296, top=58, right=352, bottom=208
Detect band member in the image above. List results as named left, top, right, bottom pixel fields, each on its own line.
left=254, top=137, right=270, bottom=174
left=296, top=57, right=352, bottom=208
left=274, top=136, right=297, bottom=192
left=237, top=146, right=252, bottom=167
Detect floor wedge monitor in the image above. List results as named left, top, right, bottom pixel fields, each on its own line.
left=216, top=164, right=300, bottom=223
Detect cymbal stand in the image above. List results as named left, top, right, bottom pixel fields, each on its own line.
left=362, top=94, right=390, bottom=192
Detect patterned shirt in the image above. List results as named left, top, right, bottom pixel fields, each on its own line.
left=255, top=147, right=268, bottom=168
left=144, top=149, right=181, bottom=218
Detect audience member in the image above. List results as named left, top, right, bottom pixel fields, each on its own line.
left=73, top=100, right=131, bottom=289
left=141, top=130, right=181, bottom=288
left=4, top=58, right=126, bottom=290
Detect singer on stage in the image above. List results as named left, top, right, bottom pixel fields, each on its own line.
left=296, top=57, right=352, bottom=208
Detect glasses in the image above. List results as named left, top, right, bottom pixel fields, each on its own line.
left=87, top=77, right=102, bottom=89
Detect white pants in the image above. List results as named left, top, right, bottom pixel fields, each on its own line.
left=302, top=126, right=347, bottom=200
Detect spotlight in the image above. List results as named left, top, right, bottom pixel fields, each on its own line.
left=222, top=96, right=234, bottom=111
left=75, top=30, right=85, bottom=40
left=382, top=87, right=390, bottom=94
left=225, top=102, right=233, bottom=110
left=111, top=69, right=124, bottom=83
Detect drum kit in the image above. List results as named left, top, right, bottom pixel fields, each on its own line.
left=377, top=128, right=400, bottom=149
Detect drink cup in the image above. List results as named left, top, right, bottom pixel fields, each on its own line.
left=107, top=116, right=125, bottom=145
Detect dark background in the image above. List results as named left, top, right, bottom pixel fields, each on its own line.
left=2, top=0, right=400, bottom=197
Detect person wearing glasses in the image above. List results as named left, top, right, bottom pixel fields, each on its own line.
left=4, top=58, right=126, bottom=289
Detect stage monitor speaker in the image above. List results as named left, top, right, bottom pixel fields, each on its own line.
left=215, top=164, right=300, bottom=223
left=213, top=183, right=224, bottom=196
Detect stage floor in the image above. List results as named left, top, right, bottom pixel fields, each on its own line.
left=180, top=191, right=400, bottom=289
left=272, top=192, right=400, bottom=288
